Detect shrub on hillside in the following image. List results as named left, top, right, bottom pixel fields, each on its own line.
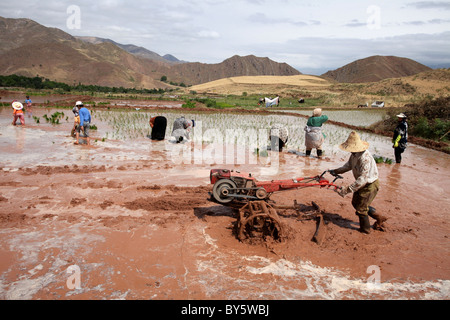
left=374, top=96, right=450, bottom=142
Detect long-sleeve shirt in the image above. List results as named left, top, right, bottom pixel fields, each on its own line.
left=334, top=150, right=378, bottom=192
left=307, top=115, right=328, bottom=127
left=79, top=107, right=91, bottom=126
left=172, top=117, right=192, bottom=140
left=393, top=121, right=408, bottom=149
left=270, top=123, right=289, bottom=143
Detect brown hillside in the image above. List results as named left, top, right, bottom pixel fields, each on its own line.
left=0, top=17, right=169, bottom=89
left=0, top=17, right=301, bottom=88
left=167, top=55, right=301, bottom=85
left=76, top=36, right=173, bottom=64
left=322, top=55, right=431, bottom=83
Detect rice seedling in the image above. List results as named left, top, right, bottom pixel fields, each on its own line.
left=73, top=108, right=394, bottom=160
left=373, top=155, right=393, bottom=164
left=43, top=111, right=66, bottom=124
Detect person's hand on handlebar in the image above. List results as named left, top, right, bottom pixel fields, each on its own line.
left=328, top=169, right=343, bottom=179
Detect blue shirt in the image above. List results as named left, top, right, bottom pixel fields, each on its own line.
left=79, top=107, right=91, bottom=126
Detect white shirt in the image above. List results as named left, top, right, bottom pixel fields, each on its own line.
left=334, top=150, right=379, bottom=192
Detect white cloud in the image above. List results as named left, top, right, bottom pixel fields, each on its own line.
left=197, top=30, right=220, bottom=39
left=406, top=1, right=450, bottom=10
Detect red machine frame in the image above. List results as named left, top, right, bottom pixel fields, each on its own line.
left=209, top=169, right=342, bottom=204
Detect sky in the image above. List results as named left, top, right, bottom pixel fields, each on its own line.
left=1, top=0, right=450, bottom=75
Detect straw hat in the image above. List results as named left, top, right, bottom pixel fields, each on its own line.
left=12, top=101, right=23, bottom=110
left=313, top=108, right=322, bottom=117
left=396, top=113, right=407, bottom=118
left=339, top=131, right=369, bottom=153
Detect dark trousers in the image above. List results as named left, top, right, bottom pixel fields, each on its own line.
left=394, top=147, right=405, bottom=163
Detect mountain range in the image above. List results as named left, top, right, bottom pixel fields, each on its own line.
left=0, top=16, right=436, bottom=89
left=0, top=17, right=300, bottom=89
left=75, top=36, right=186, bottom=64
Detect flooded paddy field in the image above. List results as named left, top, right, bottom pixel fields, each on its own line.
left=278, top=108, right=388, bottom=127
left=0, top=104, right=449, bottom=301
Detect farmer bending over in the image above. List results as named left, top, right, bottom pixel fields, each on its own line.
left=329, top=131, right=387, bottom=234
left=172, top=116, right=194, bottom=143
left=269, top=123, right=289, bottom=151
left=11, top=101, right=25, bottom=126
left=149, top=115, right=167, bottom=141
left=71, top=101, right=81, bottom=137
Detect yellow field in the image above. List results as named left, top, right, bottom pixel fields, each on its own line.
left=188, top=75, right=333, bottom=95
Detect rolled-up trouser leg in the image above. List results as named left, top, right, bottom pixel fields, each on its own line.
left=368, top=206, right=388, bottom=231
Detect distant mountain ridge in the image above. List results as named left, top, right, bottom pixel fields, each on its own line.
left=75, top=36, right=185, bottom=64
left=321, top=55, right=432, bottom=83
left=0, top=17, right=300, bottom=88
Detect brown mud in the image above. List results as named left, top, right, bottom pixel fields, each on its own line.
left=0, top=93, right=449, bottom=300
left=0, top=145, right=449, bottom=300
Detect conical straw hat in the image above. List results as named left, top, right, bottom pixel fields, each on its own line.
left=339, top=131, right=369, bottom=152
left=12, top=101, right=23, bottom=110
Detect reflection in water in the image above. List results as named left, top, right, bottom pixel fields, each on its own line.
left=386, top=164, right=402, bottom=194
left=278, top=109, right=388, bottom=127
left=14, top=126, right=26, bottom=152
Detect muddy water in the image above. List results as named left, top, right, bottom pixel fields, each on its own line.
left=0, top=106, right=449, bottom=301
left=0, top=92, right=70, bottom=104
left=0, top=107, right=397, bottom=172
left=278, top=108, right=388, bottom=127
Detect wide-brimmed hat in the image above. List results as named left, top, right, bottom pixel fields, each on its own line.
left=396, top=113, right=407, bottom=118
left=12, top=101, right=23, bottom=110
left=339, top=131, right=369, bottom=153
left=313, top=108, right=322, bottom=117
left=75, top=101, right=84, bottom=106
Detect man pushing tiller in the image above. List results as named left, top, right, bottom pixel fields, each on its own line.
left=329, top=131, right=387, bottom=234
